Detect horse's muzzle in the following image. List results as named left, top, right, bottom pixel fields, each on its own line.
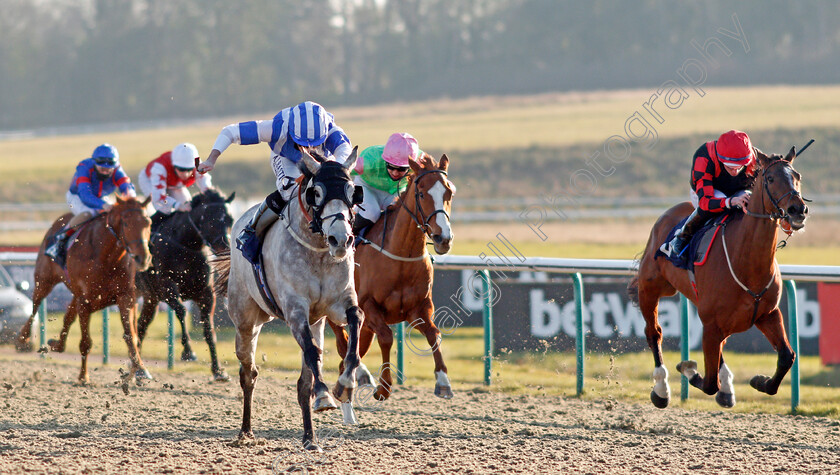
left=788, top=204, right=808, bottom=231
left=135, top=253, right=152, bottom=271
left=432, top=234, right=452, bottom=255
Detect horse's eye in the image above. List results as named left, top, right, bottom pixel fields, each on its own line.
left=767, top=176, right=774, bottom=184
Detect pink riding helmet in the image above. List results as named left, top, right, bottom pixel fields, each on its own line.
left=382, top=133, right=419, bottom=167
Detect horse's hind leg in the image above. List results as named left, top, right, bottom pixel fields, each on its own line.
left=164, top=296, right=196, bottom=362
left=636, top=276, right=673, bottom=408
left=234, top=320, right=263, bottom=443
left=196, top=290, right=228, bottom=381
left=136, top=298, right=158, bottom=347
left=16, top=272, right=60, bottom=352
left=750, top=308, right=795, bottom=396
left=409, top=300, right=453, bottom=399
left=48, top=297, right=78, bottom=353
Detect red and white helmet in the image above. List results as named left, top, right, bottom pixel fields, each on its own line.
left=715, top=130, right=754, bottom=167
left=172, top=143, right=199, bottom=169
left=382, top=133, right=419, bottom=168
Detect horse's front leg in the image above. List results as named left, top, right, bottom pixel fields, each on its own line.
left=678, top=323, right=724, bottom=397
left=750, top=308, right=796, bottom=396
left=163, top=291, right=195, bottom=362
left=333, top=304, right=363, bottom=404
left=290, top=314, right=335, bottom=450
left=48, top=297, right=78, bottom=353
left=76, top=303, right=93, bottom=385
left=407, top=299, right=453, bottom=399
left=116, top=294, right=151, bottom=383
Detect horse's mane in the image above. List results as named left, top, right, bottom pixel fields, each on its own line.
left=191, top=187, right=225, bottom=207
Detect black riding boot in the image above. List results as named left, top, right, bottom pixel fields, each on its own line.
left=661, top=208, right=710, bottom=258
left=352, top=216, right=374, bottom=238
left=45, top=231, right=70, bottom=267
left=236, top=191, right=285, bottom=264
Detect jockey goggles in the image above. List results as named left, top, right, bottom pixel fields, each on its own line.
left=173, top=165, right=194, bottom=173
left=386, top=163, right=410, bottom=174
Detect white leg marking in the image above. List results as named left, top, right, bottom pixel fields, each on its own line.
left=719, top=362, right=734, bottom=395
left=435, top=370, right=451, bottom=388
left=341, top=401, right=358, bottom=425
left=428, top=182, right=452, bottom=241
left=357, top=362, right=375, bottom=385
left=653, top=365, right=671, bottom=399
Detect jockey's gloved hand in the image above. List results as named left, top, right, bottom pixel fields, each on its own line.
left=177, top=202, right=192, bottom=212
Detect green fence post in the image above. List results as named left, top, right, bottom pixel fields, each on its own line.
left=167, top=306, right=175, bottom=370
left=481, top=270, right=494, bottom=386
left=395, top=322, right=405, bottom=385
left=572, top=273, right=585, bottom=396
left=102, top=307, right=109, bottom=365
left=679, top=294, right=690, bottom=402
left=784, top=280, right=800, bottom=413
left=38, top=303, right=47, bottom=358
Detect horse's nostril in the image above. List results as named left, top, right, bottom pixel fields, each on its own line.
left=433, top=234, right=443, bottom=244
left=346, top=235, right=353, bottom=246
left=803, top=205, right=809, bottom=215
left=328, top=236, right=338, bottom=247
left=788, top=205, right=798, bottom=216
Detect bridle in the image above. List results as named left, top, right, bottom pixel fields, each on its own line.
left=105, top=207, right=148, bottom=262
left=745, top=159, right=809, bottom=222
left=184, top=202, right=231, bottom=251
left=296, top=166, right=361, bottom=236
left=401, top=169, right=451, bottom=240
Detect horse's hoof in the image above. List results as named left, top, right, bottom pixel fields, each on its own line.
left=340, top=401, right=358, bottom=425
left=302, top=440, right=323, bottom=452
left=15, top=339, right=33, bottom=353
left=135, top=368, right=154, bottom=382
left=213, top=370, right=231, bottom=382
left=435, top=384, right=454, bottom=399
left=313, top=392, right=338, bottom=412
left=750, top=375, right=775, bottom=395
left=181, top=350, right=198, bottom=362
left=332, top=382, right=353, bottom=403
left=356, top=365, right=375, bottom=387
left=650, top=390, right=670, bottom=409
left=235, top=431, right=257, bottom=446
left=676, top=360, right=697, bottom=375
left=715, top=391, right=735, bottom=408
left=47, top=339, right=65, bottom=353
left=374, top=385, right=392, bottom=401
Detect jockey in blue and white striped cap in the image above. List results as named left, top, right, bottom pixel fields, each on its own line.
left=198, top=101, right=352, bottom=264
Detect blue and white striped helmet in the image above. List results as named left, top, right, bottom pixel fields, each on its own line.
left=288, top=101, right=329, bottom=147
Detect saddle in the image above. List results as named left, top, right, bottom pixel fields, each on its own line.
left=657, top=212, right=732, bottom=272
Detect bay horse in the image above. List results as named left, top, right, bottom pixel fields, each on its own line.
left=629, top=147, right=808, bottom=409
left=213, top=148, right=364, bottom=449
left=135, top=189, right=235, bottom=382
left=16, top=196, right=154, bottom=387
left=329, top=152, right=456, bottom=401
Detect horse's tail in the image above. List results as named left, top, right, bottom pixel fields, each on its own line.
left=626, top=251, right=644, bottom=307
left=211, top=249, right=231, bottom=296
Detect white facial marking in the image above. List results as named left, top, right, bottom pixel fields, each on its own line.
left=435, top=370, right=451, bottom=388
left=719, top=363, right=735, bottom=395
left=428, top=181, right=451, bottom=240
left=653, top=365, right=670, bottom=399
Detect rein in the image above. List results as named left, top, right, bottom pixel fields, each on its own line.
left=185, top=202, right=230, bottom=251
left=744, top=159, right=811, bottom=248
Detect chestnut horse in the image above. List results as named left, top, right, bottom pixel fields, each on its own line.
left=17, top=197, right=154, bottom=388
left=329, top=153, right=455, bottom=400
left=629, top=147, right=808, bottom=409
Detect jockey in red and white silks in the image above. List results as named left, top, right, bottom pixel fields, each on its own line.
left=138, top=143, right=212, bottom=215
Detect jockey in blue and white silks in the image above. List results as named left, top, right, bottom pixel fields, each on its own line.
left=198, top=101, right=352, bottom=264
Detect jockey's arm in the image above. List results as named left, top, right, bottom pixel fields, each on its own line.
left=199, top=120, right=274, bottom=173
left=325, top=126, right=352, bottom=163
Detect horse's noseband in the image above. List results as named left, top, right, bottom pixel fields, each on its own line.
left=186, top=202, right=231, bottom=250
left=750, top=160, right=808, bottom=222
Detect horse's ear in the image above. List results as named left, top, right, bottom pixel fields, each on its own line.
left=439, top=154, right=449, bottom=172
left=754, top=148, right=771, bottom=168
left=300, top=148, right=321, bottom=175
left=784, top=146, right=796, bottom=163
left=225, top=191, right=236, bottom=203
left=409, top=156, right=421, bottom=174
left=342, top=146, right=358, bottom=172
left=141, top=196, right=151, bottom=207
left=116, top=195, right=125, bottom=205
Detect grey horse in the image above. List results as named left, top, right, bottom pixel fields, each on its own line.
left=214, top=148, right=364, bottom=450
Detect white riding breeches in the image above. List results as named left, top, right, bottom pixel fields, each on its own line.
left=690, top=188, right=726, bottom=209
left=353, top=176, right=398, bottom=223
left=137, top=171, right=192, bottom=214
left=66, top=191, right=113, bottom=216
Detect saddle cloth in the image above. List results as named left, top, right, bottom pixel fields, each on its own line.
left=656, top=212, right=731, bottom=271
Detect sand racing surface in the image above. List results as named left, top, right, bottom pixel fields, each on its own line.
left=1, top=352, right=839, bottom=474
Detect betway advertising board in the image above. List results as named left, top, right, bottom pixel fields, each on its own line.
left=430, top=270, right=821, bottom=356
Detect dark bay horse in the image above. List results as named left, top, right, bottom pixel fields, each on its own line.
left=329, top=153, right=456, bottom=400
left=16, top=197, right=153, bottom=387
left=135, top=189, right=235, bottom=381
left=629, top=147, right=808, bottom=409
